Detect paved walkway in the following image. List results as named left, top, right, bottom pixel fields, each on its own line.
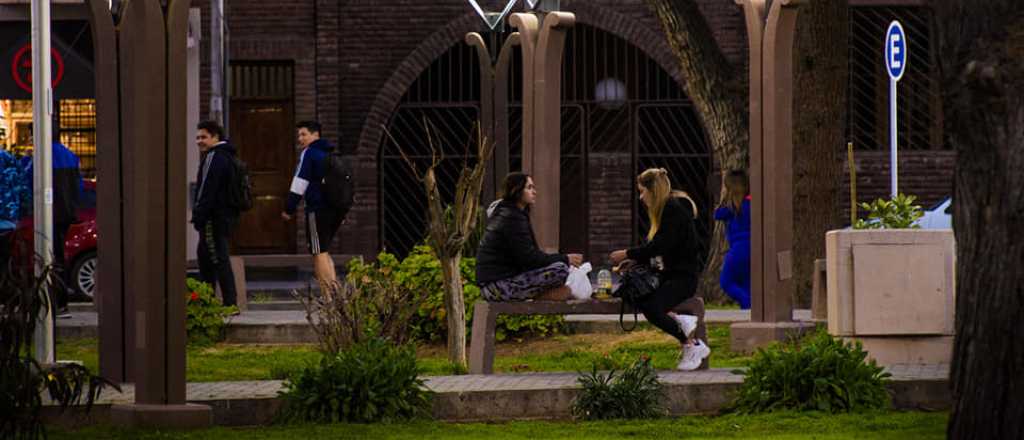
left=58, top=308, right=814, bottom=329
left=54, top=364, right=948, bottom=406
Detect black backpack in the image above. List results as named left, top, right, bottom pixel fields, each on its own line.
left=320, top=151, right=355, bottom=216
left=226, top=154, right=254, bottom=213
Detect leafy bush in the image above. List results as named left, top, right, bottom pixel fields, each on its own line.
left=347, top=245, right=564, bottom=343
left=571, top=357, right=665, bottom=420
left=2, top=259, right=115, bottom=440
left=302, top=259, right=422, bottom=354
left=853, top=193, right=924, bottom=229
left=730, top=330, right=891, bottom=414
left=278, top=337, right=432, bottom=423
left=185, top=278, right=237, bottom=346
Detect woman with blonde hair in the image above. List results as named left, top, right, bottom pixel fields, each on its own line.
left=610, top=168, right=709, bottom=370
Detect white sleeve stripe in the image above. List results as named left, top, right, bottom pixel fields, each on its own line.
left=294, top=149, right=307, bottom=177
left=290, top=177, right=310, bottom=195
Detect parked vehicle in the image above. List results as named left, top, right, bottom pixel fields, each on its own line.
left=13, top=180, right=98, bottom=300
left=916, top=197, right=952, bottom=229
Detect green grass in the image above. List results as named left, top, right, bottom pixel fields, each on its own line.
left=56, top=325, right=753, bottom=382
left=48, top=411, right=948, bottom=439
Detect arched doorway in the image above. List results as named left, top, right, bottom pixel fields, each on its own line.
left=379, top=24, right=712, bottom=261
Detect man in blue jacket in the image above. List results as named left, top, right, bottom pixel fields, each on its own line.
left=23, top=140, right=82, bottom=318
left=192, top=120, right=239, bottom=309
left=281, top=121, right=342, bottom=287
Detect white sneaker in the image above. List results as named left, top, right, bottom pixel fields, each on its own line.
left=677, top=339, right=711, bottom=371
left=673, top=314, right=699, bottom=339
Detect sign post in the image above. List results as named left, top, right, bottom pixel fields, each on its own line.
left=885, top=21, right=907, bottom=198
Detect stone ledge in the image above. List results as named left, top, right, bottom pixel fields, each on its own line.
left=43, top=368, right=950, bottom=426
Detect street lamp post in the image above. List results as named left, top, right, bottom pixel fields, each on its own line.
left=30, top=0, right=55, bottom=366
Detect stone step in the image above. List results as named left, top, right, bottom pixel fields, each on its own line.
left=43, top=365, right=951, bottom=426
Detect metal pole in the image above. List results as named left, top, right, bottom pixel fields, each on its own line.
left=890, top=79, right=898, bottom=198
left=31, top=0, right=55, bottom=365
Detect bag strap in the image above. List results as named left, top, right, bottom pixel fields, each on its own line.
left=618, top=298, right=640, bottom=332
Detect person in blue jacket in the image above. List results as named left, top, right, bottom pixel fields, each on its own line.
left=1, top=148, right=29, bottom=272
left=280, top=121, right=343, bottom=287
left=714, top=170, right=751, bottom=309
left=23, top=140, right=83, bottom=318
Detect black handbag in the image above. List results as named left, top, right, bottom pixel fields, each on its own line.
left=612, top=264, right=660, bottom=331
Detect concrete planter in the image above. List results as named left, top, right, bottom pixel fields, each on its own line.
left=825, top=229, right=956, bottom=365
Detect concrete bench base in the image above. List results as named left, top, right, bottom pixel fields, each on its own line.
left=469, top=296, right=708, bottom=374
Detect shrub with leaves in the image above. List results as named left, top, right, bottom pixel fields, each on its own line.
left=853, top=193, right=924, bottom=229
left=347, top=246, right=564, bottom=343
left=301, top=257, right=422, bottom=354
left=185, top=278, right=237, bottom=346
left=571, top=356, right=665, bottom=420
left=1, top=259, right=116, bottom=440
left=278, top=337, right=432, bottom=423
left=730, top=330, right=891, bottom=414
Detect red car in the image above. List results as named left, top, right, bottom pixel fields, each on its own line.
left=13, top=180, right=98, bottom=300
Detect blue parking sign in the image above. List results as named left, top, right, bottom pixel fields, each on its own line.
left=885, top=21, right=907, bottom=81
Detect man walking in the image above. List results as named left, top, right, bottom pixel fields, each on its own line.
left=192, top=120, right=239, bottom=309
left=281, top=121, right=346, bottom=287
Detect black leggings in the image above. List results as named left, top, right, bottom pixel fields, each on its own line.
left=637, top=275, right=698, bottom=344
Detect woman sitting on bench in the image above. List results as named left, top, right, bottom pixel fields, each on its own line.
left=476, top=172, right=583, bottom=302
left=610, top=168, right=710, bottom=371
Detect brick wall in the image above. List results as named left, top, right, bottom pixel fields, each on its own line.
left=337, top=0, right=746, bottom=257
left=841, top=150, right=955, bottom=224
left=586, top=153, right=635, bottom=266
left=198, top=0, right=954, bottom=258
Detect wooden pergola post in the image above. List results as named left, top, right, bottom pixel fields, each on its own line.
left=87, top=0, right=210, bottom=427
left=730, top=0, right=815, bottom=352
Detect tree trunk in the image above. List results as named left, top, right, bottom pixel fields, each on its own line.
left=933, top=3, right=1024, bottom=438
left=440, top=254, right=467, bottom=368
left=791, top=1, right=848, bottom=308
left=644, top=0, right=748, bottom=303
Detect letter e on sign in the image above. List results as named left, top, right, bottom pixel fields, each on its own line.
left=884, top=21, right=907, bottom=81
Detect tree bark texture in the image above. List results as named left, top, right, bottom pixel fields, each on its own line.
left=645, top=0, right=749, bottom=303
left=791, top=0, right=848, bottom=307
left=932, top=2, right=1024, bottom=438
left=411, top=126, right=493, bottom=369
left=440, top=255, right=467, bottom=368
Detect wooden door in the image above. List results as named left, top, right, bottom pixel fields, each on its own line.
left=228, top=99, right=295, bottom=253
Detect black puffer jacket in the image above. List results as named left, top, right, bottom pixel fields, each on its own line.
left=475, top=200, right=568, bottom=285
left=627, top=197, right=703, bottom=280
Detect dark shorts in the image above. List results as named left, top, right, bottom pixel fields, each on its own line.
left=305, top=209, right=344, bottom=255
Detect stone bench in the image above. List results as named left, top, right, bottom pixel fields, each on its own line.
left=468, top=296, right=708, bottom=375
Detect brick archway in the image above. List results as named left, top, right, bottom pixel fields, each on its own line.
left=355, top=6, right=688, bottom=160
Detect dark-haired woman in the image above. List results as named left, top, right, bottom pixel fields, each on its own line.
left=715, top=170, right=751, bottom=309
left=476, top=173, right=583, bottom=302
left=610, top=168, right=709, bottom=370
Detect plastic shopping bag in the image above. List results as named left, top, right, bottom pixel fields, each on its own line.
left=565, top=262, right=594, bottom=300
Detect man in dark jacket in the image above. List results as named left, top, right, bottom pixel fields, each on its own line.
left=192, top=120, right=239, bottom=308
left=281, top=121, right=344, bottom=287
left=24, top=140, right=83, bottom=318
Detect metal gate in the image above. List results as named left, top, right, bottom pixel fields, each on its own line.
left=848, top=5, right=942, bottom=150
left=634, top=103, right=713, bottom=257
left=380, top=105, right=481, bottom=255
left=380, top=24, right=712, bottom=259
